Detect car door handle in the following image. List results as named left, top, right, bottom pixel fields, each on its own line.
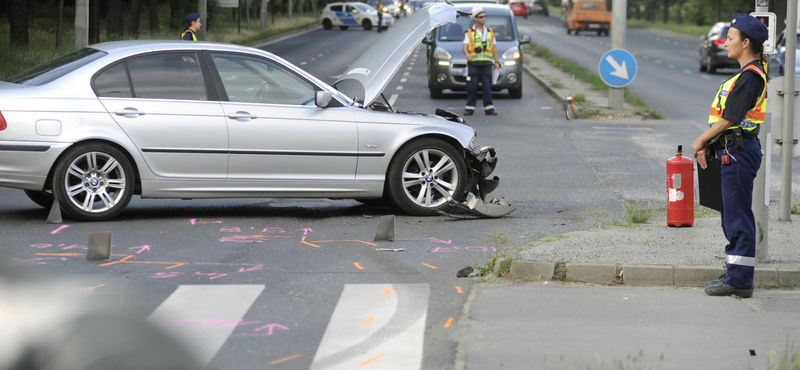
left=227, top=111, right=257, bottom=120
left=114, top=108, right=145, bottom=117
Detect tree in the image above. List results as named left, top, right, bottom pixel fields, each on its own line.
left=108, top=0, right=124, bottom=39
left=260, top=0, right=268, bottom=27
left=148, top=0, right=159, bottom=32
left=661, top=0, right=669, bottom=24
left=713, top=0, right=720, bottom=23
left=8, top=0, right=29, bottom=47
left=129, top=0, right=142, bottom=37
left=674, top=0, right=683, bottom=25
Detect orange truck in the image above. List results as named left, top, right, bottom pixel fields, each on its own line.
left=564, top=0, right=611, bottom=36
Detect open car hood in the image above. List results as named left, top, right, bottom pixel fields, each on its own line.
left=333, top=2, right=461, bottom=106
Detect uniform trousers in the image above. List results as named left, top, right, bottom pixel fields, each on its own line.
left=465, top=64, right=494, bottom=112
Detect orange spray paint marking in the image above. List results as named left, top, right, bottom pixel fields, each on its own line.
left=382, top=288, right=393, bottom=296
left=444, top=317, right=454, bottom=328
left=360, top=316, right=376, bottom=327
left=301, top=236, right=321, bottom=248
left=269, top=354, right=302, bottom=365
left=455, top=286, right=463, bottom=294
left=313, top=239, right=379, bottom=246
left=354, top=262, right=365, bottom=270
left=358, top=354, right=384, bottom=367
left=421, top=263, right=437, bottom=269
left=99, top=255, right=134, bottom=267
left=86, top=283, right=105, bottom=290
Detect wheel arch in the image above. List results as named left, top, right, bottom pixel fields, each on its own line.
left=45, top=139, right=142, bottom=195
left=384, top=133, right=467, bottom=181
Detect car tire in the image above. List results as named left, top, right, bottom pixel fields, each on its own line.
left=387, top=138, right=466, bottom=216
left=429, top=84, right=444, bottom=99
left=24, top=189, right=54, bottom=208
left=509, top=86, right=522, bottom=99
left=524, top=13, right=528, bottom=19
left=780, top=65, right=784, bottom=76
left=52, top=142, right=135, bottom=221
left=699, top=55, right=707, bottom=72
left=339, top=26, right=349, bottom=30
left=322, top=19, right=333, bottom=30
left=354, top=197, right=393, bottom=207
left=381, top=26, right=389, bottom=31
left=707, top=55, right=716, bottom=74
left=566, top=28, right=571, bottom=35
left=363, top=19, right=373, bottom=31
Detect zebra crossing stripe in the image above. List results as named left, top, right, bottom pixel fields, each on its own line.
left=309, top=284, right=429, bottom=370
left=146, top=285, right=265, bottom=367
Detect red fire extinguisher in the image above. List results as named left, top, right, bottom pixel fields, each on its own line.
left=667, top=145, right=694, bottom=227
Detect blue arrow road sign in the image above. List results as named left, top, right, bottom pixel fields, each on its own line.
left=598, top=49, right=637, bottom=88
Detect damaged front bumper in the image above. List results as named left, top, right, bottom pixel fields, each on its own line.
left=449, top=144, right=516, bottom=218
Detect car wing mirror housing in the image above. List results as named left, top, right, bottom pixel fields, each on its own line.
left=520, top=33, right=531, bottom=44
left=316, top=91, right=333, bottom=108
left=422, top=32, right=434, bottom=44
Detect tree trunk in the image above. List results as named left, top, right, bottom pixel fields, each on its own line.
left=260, top=0, right=268, bottom=27
left=675, top=0, right=682, bottom=25
left=288, top=0, right=292, bottom=18
left=170, top=0, right=179, bottom=30
left=148, top=0, right=159, bottom=32
left=108, top=0, right=124, bottom=39
left=129, top=0, right=142, bottom=37
left=634, top=0, right=641, bottom=20
left=713, top=0, right=720, bottom=24
left=661, top=0, right=669, bottom=24
left=8, top=0, right=29, bottom=47
left=89, top=0, right=100, bottom=44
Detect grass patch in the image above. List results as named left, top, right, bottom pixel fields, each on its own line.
left=627, top=18, right=709, bottom=38
left=485, top=230, right=512, bottom=248
left=695, top=206, right=720, bottom=218
left=0, top=5, right=317, bottom=79
left=525, top=42, right=662, bottom=119
left=550, top=81, right=563, bottom=88
left=572, top=93, right=587, bottom=106
left=761, top=279, right=798, bottom=290
left=621, top=199, right=661, bottom=225
left=791, top=201, right=800, bottom=215
left=473, top=255, right=498, bottom=276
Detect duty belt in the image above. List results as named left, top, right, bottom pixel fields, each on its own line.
left=706, top=128, right=757, bottom=151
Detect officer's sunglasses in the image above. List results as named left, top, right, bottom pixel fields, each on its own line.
left=475, top=15, right=485, bottom=18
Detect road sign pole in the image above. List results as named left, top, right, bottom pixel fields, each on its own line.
left=608, top=0, right=627, bottom=109
left=780, top=0, right=797, bottom=221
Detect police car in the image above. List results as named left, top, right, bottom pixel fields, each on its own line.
left=320, top=2, right=395, bottom=31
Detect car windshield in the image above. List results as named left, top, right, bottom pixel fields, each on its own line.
left=580, top=1, right=601, bottom=9
left=355, top=3, right=375, bottom=12
left=4, top=48, right=107, bottom=86
left=437, top=14, right=516, bottom=42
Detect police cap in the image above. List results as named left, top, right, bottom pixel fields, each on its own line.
left=730, top=13, right=768, bottom=44
left=471, top=6, right=484, bottom=19
left=185, top=13, right=200, bottom=22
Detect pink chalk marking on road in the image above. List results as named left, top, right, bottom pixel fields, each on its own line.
left=262, top=227, right=285, bottom=233
left=399, top=238, right=452, bottom=244
left=431, top=246, right=497, bottom=253
left=150, top=272, right=181, bottom=279
left=129, top=245, right=151, bottom=254
left=62, top=244, right=87, bottom=250
left=195, top=262, right=261, bottom=266
left=239, top=265, right=263, bottom=273
left=296, top=228, right=313, bottom=235
left=253, top=323, right=290, bottom=335
left=190, top=219, right=223, bottom=225
left=224, top=319, right=263, bottom=327
left=194, top=272, right=228, bottom=280
left=50, top=225, right=70, bottom=234
left=31, top=244, right=52, bottom=249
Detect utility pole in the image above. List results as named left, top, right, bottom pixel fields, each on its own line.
left=780, top=0, right=796, bottom=221
left=608, top=0, right=627, bottom=109
left=198, top=0, right=207, bottom=41
left=75, top=0, right=89, bottom=48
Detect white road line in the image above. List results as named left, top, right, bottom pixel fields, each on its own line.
left=683, top=69, right=692, bottom=75
left=329, top=74, right=342, bottom=79
left=300, top=61, right=308, bottom=65
left=396, top=86, right=404, bottom=91
left=643, top=55, right=650, bottom=60
left=674, top=41, right=680, bottom=45
left=388, top=94, right=399, bottom=106
left=407, top=67, right=413, bottom=70
left=655, top=60, right=662, bottom=64
left=701, top=75, right=711, bottom=79
left=147, top=285, right=265, bottom=367
left=318, top=53, right=324, bottom=57
left=668, top=64, right=675, bottom=69
left=309, top=284, right=429, bottom=370
left=310, top=58, right=316, bottom=62
left=410, top=62, right=415, bottom=66
left=400, top=78, right=407, bottom=83
left=404, top=72, right=410, bottom=76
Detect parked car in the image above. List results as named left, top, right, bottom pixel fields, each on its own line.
left=0, top=3, right=501, bottom=221
left=320, top=2, right=394, bottom=31
left=565, top=0, right=610, bottom=36
left=775, top=28, right=800, bottom=76
left=450, top=0, right=501, bottom=4
left=699, top=22, right=738, bottom=73
left=528, top=0, right=548, bottom=16
left=509, top=0, right=528, bottom=19
left=386, top=4, right=402, bottom=18
left=424, top=3, right=530, bottom=99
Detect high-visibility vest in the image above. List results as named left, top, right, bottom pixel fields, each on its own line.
left=181, top=29, right=197, bottom=41
left=708, top=64, right=767, bottom=131
left=467, top=28, right=494, bottom=63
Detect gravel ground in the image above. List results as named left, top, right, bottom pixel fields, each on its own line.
left=518, top=212, right=800, bottom=269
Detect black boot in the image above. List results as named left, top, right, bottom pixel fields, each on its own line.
left=705, top=283, right=753, bottom=298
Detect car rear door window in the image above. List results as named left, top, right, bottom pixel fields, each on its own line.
left=93, top=62, right=133, bottom=98
left=211, top=53, right=316, bottom=106
left=126, top=52, right=208, bottom=101
left=330, top=5, right=343, bottom=11
left=4, top=48, right=107, bottom=86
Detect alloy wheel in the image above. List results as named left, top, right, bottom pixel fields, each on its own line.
left=401, top=149, right=459, bottom=208
left=63, top=151, right=127, bottom=213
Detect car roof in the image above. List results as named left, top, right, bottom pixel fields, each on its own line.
left=90, top=40, right=272, bottom=57
left=454, top=3, right=512, bottom=14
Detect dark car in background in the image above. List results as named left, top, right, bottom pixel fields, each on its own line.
left=775, top=28, right=800, bottom=76
left=528, top=0, right=548, bottom=16
left=699, top=22, right=738, bottom=73
left=423, top=4, right=530, bottom=99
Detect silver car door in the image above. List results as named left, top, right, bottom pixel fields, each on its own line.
left=95, top=52, right=228, bottom=179
left=207, top=52, right=357, bottom=181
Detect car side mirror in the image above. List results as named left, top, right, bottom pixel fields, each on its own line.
left=352, top=9, right=360, bottom=14
left=520, top=33, right=531, bottom=44
left=315, top=91, right=333, bottom=108
left=422, top=33, right=433, bottom=44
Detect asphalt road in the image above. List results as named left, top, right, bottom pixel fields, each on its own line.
left=0, top=16, right=797, bottom=370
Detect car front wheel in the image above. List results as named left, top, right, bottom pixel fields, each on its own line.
left=52, top=142, right=135, bottom=221
left=387, top=138, right=466, bottom=216
left=362, top=19, right=373, bottom=30
left=322, top=19, right=333, bottom=30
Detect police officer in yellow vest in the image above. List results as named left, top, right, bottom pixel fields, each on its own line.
left=692, top=14, right=768, bottom=298
left=462, top=7, right=500, bottom=116
left=181, top=13, right=201, bottom=41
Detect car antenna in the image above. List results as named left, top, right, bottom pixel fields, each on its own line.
left=381, top=92, right=396, bottom=113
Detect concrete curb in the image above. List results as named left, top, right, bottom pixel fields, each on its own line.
left=520, top=63, right=565, bottom=108
left=508, top=259, right=800, bottom=289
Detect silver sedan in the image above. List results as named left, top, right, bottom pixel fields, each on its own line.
left=0, top=3, right=499, bottom=221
